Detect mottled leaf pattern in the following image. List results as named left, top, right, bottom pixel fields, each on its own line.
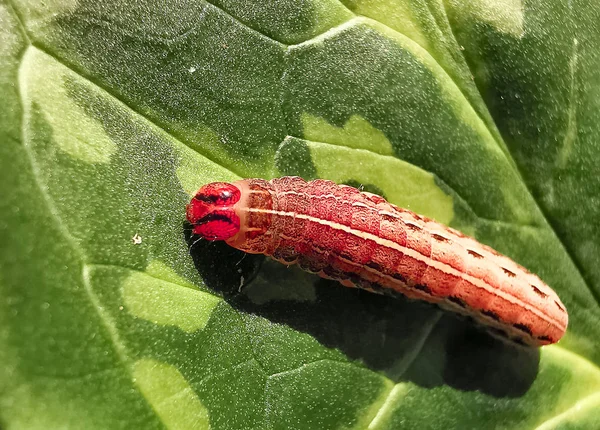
left=1, top=1, right=599, bottom=429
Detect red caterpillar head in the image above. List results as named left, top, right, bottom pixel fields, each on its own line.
left=187, top=182, right=241, bottom=240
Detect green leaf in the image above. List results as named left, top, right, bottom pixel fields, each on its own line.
left=1, top=1, right=599, bottom=429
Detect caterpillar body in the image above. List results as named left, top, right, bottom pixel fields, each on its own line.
left=186, top=176, right=568, bottom=347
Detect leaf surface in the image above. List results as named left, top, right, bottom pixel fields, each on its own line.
left=1, top=1, right=599, bottom=429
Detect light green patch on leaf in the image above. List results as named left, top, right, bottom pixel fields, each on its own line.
left=540, top=346, right=600, bottom=414
left=301, top=113, right=393, bottom=155
left=122, top=261, right=221, bottom=333
left=299, top=137, right=454, bottom=224
left=176, top=137, right=240, bottom=196
left=535, top=392, right=600, bottom=430
left=17, top=0, right=79, bottom=29
left=446, top=0, right=524, bottom=38
left=132, top=359, right=210, bottom=430
left=0, top=7, right=22, bottom=59
left=340, top=0, right=431, bottom=50
left=143, top=260, right=197, bottom=288
left=19, top=47, right=117, bottom=164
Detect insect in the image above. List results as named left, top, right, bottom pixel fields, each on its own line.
left=186, top=176, right=568, bottom=347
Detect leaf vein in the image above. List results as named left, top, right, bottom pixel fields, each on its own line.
left=201, top=0, right=287, bottom=46
left=365, top=313, right=441, bottom=428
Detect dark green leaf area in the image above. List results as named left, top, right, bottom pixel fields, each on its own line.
left=404, top=320, right=539, bottom=397
left=228, top=278, right=442, bottom=380
left=265, top=360, right=386, bottom=430
left=25, top=73, right=196, bottom=280
left=206, top=0, right=353, bottom=44
left=447, top=1, right=600, bottom=299
left=23, top=0, right=287, bottom=177
left=0, top=7, right=159, bottom=427
left=385, top=347, right=599, bottom=430
left=85, top=265, right=252, bottom=375
left=186, top=243, right=599, bottom=428
left=0, top=5, right=24, bottom=142
left=3, top=1, right=600, bottom=429
left=195, top=360, right=267, bottom=430
left=198, top=258, right=539, bottom=395
left=338, top=0, right=500, bottom=141
left=274, top=136, right=318, bottom=180
left=283, top=22, right=537, bottom=226
left=82, top=263, right=269, bottom=428
left=0, top=134, right=160, bottom=429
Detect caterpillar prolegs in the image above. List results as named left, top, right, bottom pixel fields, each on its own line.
left=186, top=176, right=568, bottom=347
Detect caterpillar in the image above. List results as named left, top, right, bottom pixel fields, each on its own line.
left=186, top=176, right=568, bottom=347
